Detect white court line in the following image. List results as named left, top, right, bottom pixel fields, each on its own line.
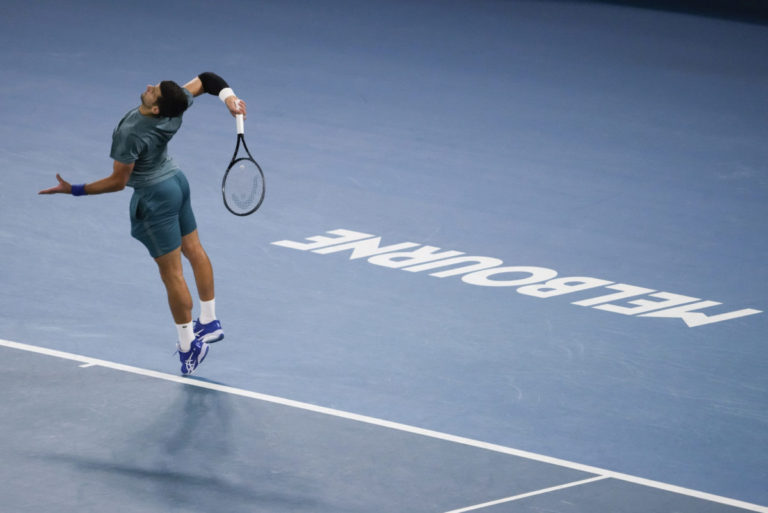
left=1, top=338, right=766, bottom=513
left=444, top=475, right=609, bottom=513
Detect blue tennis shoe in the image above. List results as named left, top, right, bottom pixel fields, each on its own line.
left=194, top=318, right=224, bottom=344
left=177, top=338, right=209, bottom=376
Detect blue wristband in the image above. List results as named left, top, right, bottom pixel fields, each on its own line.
left=71, top=184, right=87, bottom=196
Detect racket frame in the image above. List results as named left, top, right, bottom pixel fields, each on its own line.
left=221, top=116, right=265, bottom=216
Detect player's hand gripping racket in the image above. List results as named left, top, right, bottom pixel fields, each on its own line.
left=222, top=113, right=265, bottom=216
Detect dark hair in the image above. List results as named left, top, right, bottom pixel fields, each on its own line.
left=156, top=80, right=189, bottom=118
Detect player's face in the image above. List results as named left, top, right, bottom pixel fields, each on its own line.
left=141, top=83, right=161, bottom=108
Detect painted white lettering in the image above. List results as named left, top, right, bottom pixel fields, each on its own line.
left=272, top=229, right=373, bottom=251
left=640, top=301, right=763, bottom=327
left=368, top=246, right=465, bottom=269
left=313, top=237, right=419, bottom=260
left=403, top=256, right=503, bottom=278
left=517, top=277, right=614, bottom=298
left=272, top=228, right=762, bottom=327
left=572, top=284, right=654, bottom=307
left=462, top=266, right=558, bottom=287
left=594, top=292, right=699, bottom=316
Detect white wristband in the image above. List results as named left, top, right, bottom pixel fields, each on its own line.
left=218, top=87, right=235, bottom=102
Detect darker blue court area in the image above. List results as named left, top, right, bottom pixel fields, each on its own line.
left=1, top=0, right=766, bottom=511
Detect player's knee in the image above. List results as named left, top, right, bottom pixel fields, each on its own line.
left=182, top=242, right=208, bottom=264
left=158, top=267, right=184, bottom=286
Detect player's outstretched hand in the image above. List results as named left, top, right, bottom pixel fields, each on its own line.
left=39, top=174, right=72, bottom=194
left=225, top=96, right=247, bottom=118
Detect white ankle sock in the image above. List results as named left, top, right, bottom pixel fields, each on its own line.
left=176, top=322, right=195, bottom=352
left=200, top=298, right=216, bottom=324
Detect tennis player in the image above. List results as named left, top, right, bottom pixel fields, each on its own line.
left=39, top=72, right=245, bottom=375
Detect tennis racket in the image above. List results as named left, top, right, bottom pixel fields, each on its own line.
left=222, top=113, right=265, bottom=216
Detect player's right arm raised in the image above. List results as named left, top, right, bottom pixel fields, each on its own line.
left=182, top=72, right=247, bottom=118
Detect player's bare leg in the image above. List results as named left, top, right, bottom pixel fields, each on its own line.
left=155, top=245, right=209, bottom=374
left=182, top=229, right=223, bottom=343
left=181, top=229, right=214, bottom=302
left=155, top=246, right=193, bottom=325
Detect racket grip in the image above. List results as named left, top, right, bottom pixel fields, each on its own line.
left=236, top=113, right=244, bottom=135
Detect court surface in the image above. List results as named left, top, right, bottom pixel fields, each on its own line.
left=1, top=1, right=766, bottom=512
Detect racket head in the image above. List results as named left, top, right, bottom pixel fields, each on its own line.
left=222, top=157, right=265, bottom=216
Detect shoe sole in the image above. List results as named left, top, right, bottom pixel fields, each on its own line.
left=200, top=331, right=224, bottom=344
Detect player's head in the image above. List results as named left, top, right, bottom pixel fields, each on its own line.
left=141, top=81, right=188, bottom=118
left=155, top=80, right=188, bottom=118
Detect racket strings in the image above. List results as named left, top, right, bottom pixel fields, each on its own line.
left=223, top=159, right=264, bottom=215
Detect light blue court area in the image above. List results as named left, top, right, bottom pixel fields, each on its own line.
left=0, top=340, right=762, bottom=513
left=1, top=0, right=767, bottom=511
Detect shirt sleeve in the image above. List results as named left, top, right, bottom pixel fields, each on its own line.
left=110, top=129, right=143, bottom=164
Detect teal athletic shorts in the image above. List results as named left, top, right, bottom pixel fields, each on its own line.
left=129, top=171, right=197, bottom=258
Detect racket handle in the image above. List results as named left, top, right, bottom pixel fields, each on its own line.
left=236, top=113, right=244, bottom=135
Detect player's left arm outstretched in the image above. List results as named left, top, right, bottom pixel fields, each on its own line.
left=39, top=161, right=134, bottom=195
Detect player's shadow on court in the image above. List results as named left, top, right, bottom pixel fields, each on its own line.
left=40, top=385, right=322, bottom=512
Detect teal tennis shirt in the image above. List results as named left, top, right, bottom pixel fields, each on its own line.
left=110, top=88, right=194, bottom=189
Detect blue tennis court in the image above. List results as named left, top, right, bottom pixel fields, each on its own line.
left=1, top=1, right=766, bottom=512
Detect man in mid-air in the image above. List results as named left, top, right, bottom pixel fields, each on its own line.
left=40, top=72, right=245, bottom=376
